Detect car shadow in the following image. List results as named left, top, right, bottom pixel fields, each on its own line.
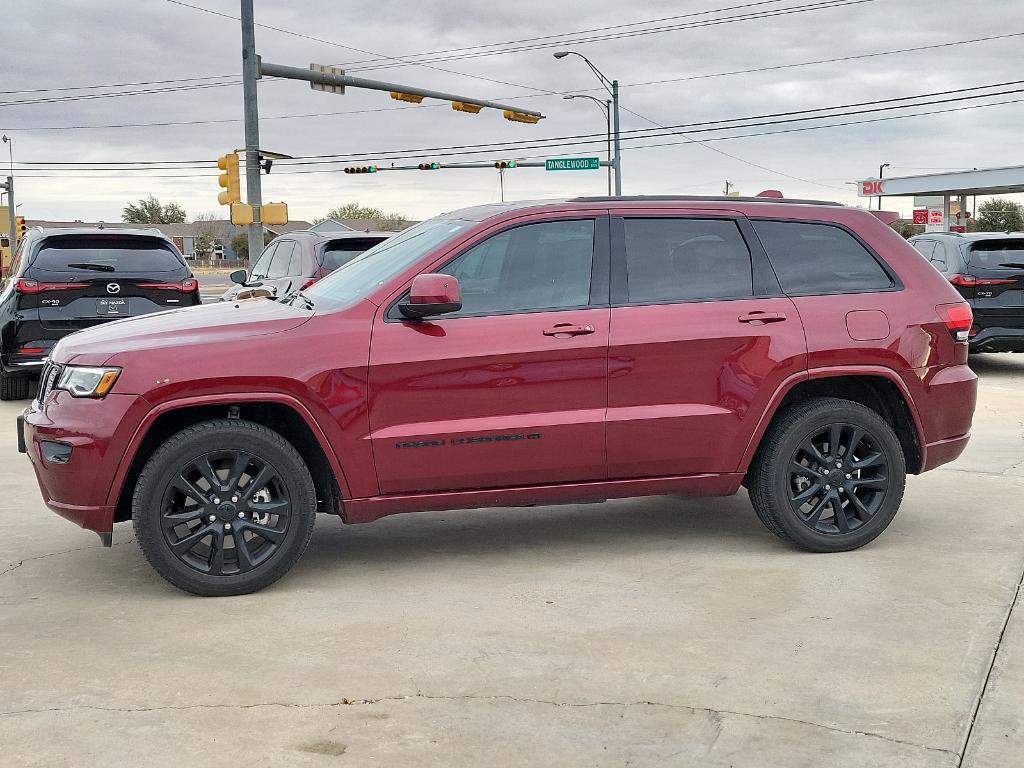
left=969, top=353, right=1024, bottom=376
left=295, top=491, right=781, bottom=576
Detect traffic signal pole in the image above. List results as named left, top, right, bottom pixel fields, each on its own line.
left=611, top=80, right=622, bottom=195
left=4, top=176, right=16, bottom=252
left=240, top=0, right=263, bottom=262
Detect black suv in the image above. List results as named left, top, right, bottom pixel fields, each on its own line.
left=220, top=229, right=392, bottom=301
left=910, top=232, right=1024, bottom=353
left=0, top=227, right=200, bottom=400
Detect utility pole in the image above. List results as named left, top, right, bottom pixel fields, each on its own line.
left=240, top=0, right=263, bottom=262
left=498, top=167, right=505, bottom=202
left=877, top=162, right=890, bottom=211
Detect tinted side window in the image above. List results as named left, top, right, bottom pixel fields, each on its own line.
left=267, top=241, right=294, bottom=279
left=623, top=218, right=752, bottom=303
left=287, top=244, right=305, bottom=276
left=930, top=241, right=949, bottom=271
left=441, top=219, right=595, bottom=315
left=250, top=243, right=276, bottom=279
left=752, top=220, right=894, bottom=294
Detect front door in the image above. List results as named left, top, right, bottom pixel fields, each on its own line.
left=606, top=212, right=807, bottom=478
left=368, top=216, right=611, bottom=494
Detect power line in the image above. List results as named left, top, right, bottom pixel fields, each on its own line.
left=16, top=85, right=1024, bottom=175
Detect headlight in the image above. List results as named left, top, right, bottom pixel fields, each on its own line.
left=57, top=366, right=121, bottom=398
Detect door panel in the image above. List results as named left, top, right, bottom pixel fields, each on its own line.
left=368, top=308, right=609, bottom=493
left=607, top=298, right=806, bottom=477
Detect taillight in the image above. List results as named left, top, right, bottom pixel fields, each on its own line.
left=299, top=277, right=318, bottom=291
left=144, top=279, right=199, bottom=291
left=950, top=274, right=1016, bottom=287
left=14, top=279, right=89, bottom=294
left=17, top=345, right=45, bottom=354
left=936, top=302, right=972, bottom=342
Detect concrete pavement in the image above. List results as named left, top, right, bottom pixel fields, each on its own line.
left=1, top=355, right=1022, bottom=766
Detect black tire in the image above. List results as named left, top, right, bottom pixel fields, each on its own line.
left=0, top=371, right=32, bottom=401
left=132, top=419, right=316, bottom=596
left=748, top=397, right=906, bottom=552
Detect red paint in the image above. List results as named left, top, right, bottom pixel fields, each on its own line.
left=21, top=198, right=977, bottom=534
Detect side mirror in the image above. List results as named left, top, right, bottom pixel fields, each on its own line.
left=400, top=273, right=462, bottom=319
left=229, top=269, right=248, bottom=285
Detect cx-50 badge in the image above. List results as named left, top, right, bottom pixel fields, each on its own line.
left=106, top=283, right=120, bottom=294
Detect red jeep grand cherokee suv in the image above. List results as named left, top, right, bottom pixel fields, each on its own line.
left=19, top=197, right=977, bottom=596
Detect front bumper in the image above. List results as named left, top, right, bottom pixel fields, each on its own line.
left=969, top=327, right=1024, bottom=353
left=20, top=392, right=146, bottom=533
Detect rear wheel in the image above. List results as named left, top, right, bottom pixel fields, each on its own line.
left=0, top=371, right=32, bottom=401
left=133, top=419, right=316, bottom=596
left=748, top=397, right=906, bottom=552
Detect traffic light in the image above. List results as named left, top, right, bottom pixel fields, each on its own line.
left=451, top=101, right=482, bottom=114
left=261, top=202, right=288, bottom=226
left=417, top=162, right=440, bottom=171
left=503, top=110, right=542, bottom=124
left=343, top=166, right=378, bottom=174
left=494, top=160, right=518, bottom=169
left=390, top=91, right=424, bottom=104
left=217, top=152, right=241, bottom=206
left=14, top=216, right=26, bottom=241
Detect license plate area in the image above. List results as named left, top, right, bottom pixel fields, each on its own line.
left=96, top=298, right=128, bottom=315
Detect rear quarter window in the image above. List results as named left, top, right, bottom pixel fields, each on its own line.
left=29, top=236, right=186, bottom=275
left=751, top=220, right=894, bottom=294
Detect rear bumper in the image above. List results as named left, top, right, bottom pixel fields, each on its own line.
left=901, top=363, right=977, bottom=473
left=21, top=392, right=145, bottom=533
left=969, top=326, right=1024, bottom=353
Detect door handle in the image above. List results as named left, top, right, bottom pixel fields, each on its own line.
left=543, top=323, right=595, bottom=337
left=738, top=311, right=787, bottom=324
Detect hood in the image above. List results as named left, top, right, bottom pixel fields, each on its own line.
left=52, top=298, right=314, bottom=365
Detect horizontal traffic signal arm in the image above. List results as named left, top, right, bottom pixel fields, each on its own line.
left=259, top=61, right=544, bottom=123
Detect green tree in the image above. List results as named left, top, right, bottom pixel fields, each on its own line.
left=314, top=202, right=411, bottom=231
left=975, top=197, right=1024, bottom=232
left=230, top=231, right=249, bottom=261
left=122, top=195, right=187, bottom=224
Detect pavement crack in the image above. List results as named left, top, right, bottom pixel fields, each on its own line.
left=0, top=538, right=135, bottom=579
left=0, top=693, right=955, bottom=756
left=956, top=552, right=1024, bottom=765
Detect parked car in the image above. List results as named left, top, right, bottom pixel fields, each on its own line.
left=909, top=231, right=1024, bottom=352
left=19, top=196, right=977, bottom=595
left=1, top=227, right=199, bottom=401
left=221, top=230, right=392, bottom=302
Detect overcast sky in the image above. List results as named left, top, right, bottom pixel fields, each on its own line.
left=4, top=0, right=1023, bottom=224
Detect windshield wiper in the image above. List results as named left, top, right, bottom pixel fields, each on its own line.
left=289, top=291, right=315, bottom=310
left=65, top=262, right=115, bottom=272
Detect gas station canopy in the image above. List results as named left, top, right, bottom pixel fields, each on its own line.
left=857, top=164, right=1024, bottom=199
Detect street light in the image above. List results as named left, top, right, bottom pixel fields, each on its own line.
left=554, top=51, right=621, bottom=195
left=564, top=95, right=612, bottom=195
left=877, top=162, right=890, bottom=210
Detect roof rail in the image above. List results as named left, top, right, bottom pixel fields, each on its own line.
left=567, top=194, right=841, bottom=206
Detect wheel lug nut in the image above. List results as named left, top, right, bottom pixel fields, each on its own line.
left=213, top=497, right=221, bottom=505
left=237, top=511, right=245, bottom=518
left=208, top=514, right=217, bottom=522
left=820, top=468, right=828, bottom=475
left=231, top=496, right=239, bottom=503
left=224, top=523, right=232, bottom=530
left=825, top=484, right=831, bottom=490
left=845, top=473, right=852, bottom=479
left=836, top=462, right=842, bottom=468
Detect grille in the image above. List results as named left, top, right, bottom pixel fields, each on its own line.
left=37, top=362, right=61, bottom=403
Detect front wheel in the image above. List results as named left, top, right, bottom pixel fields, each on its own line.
left=748, top=397, right=906, bottom=552
left=133, top=419, right=316, bottom=596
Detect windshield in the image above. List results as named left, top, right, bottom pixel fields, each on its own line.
left=967, top=240, right=1024, bottom=269
left=303, top=219, right=472, bottom=308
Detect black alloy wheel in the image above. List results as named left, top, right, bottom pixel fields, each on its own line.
left=161, top=450, right=292, bottom=576
left=787, top=423, right=889, bottom=535
left=133, top=419, right=316, bottom=596
left=748, top=397, right=906, bottom=552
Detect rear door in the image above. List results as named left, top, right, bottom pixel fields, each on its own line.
left=24, top=235, right=194, bottom=332
left=606, top=210, right=807, bottom=478
left=964, top=239, right=1024, bottom=333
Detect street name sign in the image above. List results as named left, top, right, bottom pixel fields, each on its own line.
left=545, top=157, right=600, bottom=171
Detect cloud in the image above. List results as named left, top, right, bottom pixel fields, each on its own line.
left=5, top=0, right=1024, bottom=221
